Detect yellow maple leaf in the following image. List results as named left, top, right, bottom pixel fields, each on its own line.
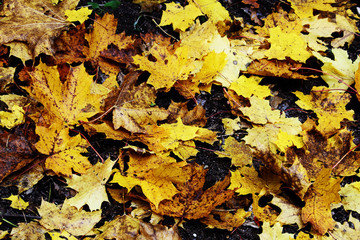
left=35, top=120, right=91, bottom=176
left=65, top=7, right=92, bottom=24
left=264, top=26, right=311, bottom=62
left=201, top=209, right=251, bottom=231
left=192, top=51, right=227, bottom=85
left=37, top=199, right=101, bottom=236
left=313, top=49, right=360, bottom=90
left=159, top=2, right=202, bottom=31
left=111, top=160, right=189, bottom=208
left=0, top=104, right=24, bottom=129
left=229, top=75, right=270, bottom=99
left=190, top=0, right=230, bottom=23
left=25, top=61, right=106, bottom=125
left=221, top=137, right=252, bottom=167
left=339, top=182, right=360, bottom=213
left=301, top=168, right=342, bottom=235
left=48, top=230, right=77, bottom=240
left=229, top=166, right=265, bottom=195
left=3, top=194, right=28, bottom=210
left=65, top=158, right=116, bottom=211
left=133, top=44, right=198, bottom=90
left=259, top=222, right=294, bottom=240
left=295, top=86, right=354, bottom=135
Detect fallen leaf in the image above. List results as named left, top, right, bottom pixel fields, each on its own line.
left=259, top=222, right=294, bottom=240
left=10, top=222, right=46, bottom=240
left=96, top=215, right=180, bottom=240
left=200, top=208, right=251, bottom=231
left=65, top=7, right=92, bottom=24
left=38, top=199, right=101, bottom=236
left=152, top=164, right=234, bottom=219
left=66, top=158, right=116, bottom=211
left=3, top=194, right=29, bottom=210
left=35, top=120, right=91, bottom=176
left=23, top=61, right=107, bottom=125
left=301, top=168, right=342, bottom=235
left=160, top=2, right=202, bottom=31
left=295, top=87, right=354, bottom=135
left=0, top=0, right=79, bottom=58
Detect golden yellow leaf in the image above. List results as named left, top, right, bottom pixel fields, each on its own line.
left=111, top=152, right=189, bottom=208
left=222, top=117, right=241, bottom=135
left=271, top=195, right=303, bottom=228
left=329, top=215, right=360, bottom=240
left=65, top=7, right=92, bottom=24
left=25, top=61, right=106, bottom=125
left=48, top=230, right=77, bottom=240
left=3, top=194, right=28, bottom=210
left=301, top=168, right=342, bottom=235
left=0, top=104, right=24, bottom=129
left=160, top=2, right=202, bottom=31
left=190, top=0, right=230, bottom=23
left=229, top=167, right=264, bottom=195
left=65, top=158, right=116, bottom=211
left=264, top=26, right=311, bottom=62
left=37, top=200, right=101, bottom=236
left=229, top=75, right=270, bottom=99
left=35, top=120, right=91, bottom=176
left=192, top=51, right=227, bottom=85
left=313, top=49, right=360, bottom=90
left=113, top=83, right=169, bottom=132
left=133, top=44, right=198, bottom=90
left=339, top=182, right=360, bottom=213
left=274, top=130, right=304, bottom=152
left=295, top=87, right=354, bottom=135
left=201, top=209, right=251, bottom=231
left=259, top=222, right=294, bottom=240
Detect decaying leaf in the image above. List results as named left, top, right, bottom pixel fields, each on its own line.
left=151, top=164, right=234, bottom=219
left=38, top=200, right=101, bottom=236
left=0, top=0, right=79, bottom=58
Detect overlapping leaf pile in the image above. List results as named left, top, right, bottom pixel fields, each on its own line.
left=1, top=0, right=360, bottom=238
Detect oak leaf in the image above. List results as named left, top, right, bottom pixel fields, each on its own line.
left=38, top=200, right=101, bottom=236
left=301, top=168, right=342, bottom=235
left=65, top=158, right=116, bottom=211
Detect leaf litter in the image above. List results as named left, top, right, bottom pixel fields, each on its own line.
left=1, top=0, right=360, bottom=239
